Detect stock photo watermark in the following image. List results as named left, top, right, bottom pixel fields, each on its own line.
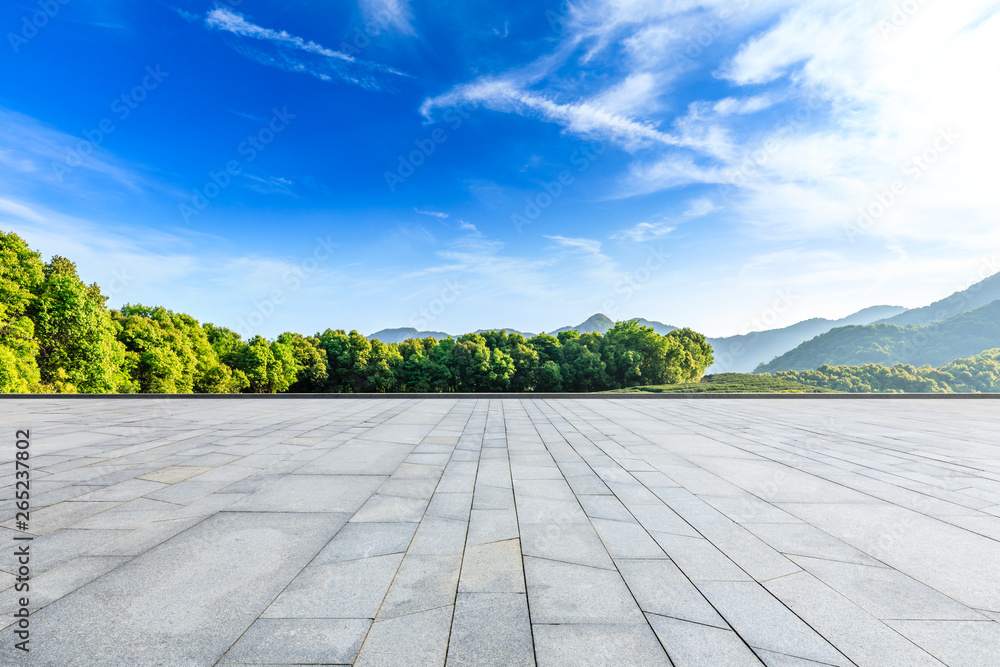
left=878, top=0, right=932, bottom=38
left=511, top=140, right=605, bottom=233
left=716, top=94, right=825, bottom=203
left=236, top=235, right=336, bottom=337
left=712, top=288, right=798, bottom=372
left=7, top=0, right=69, bottom=53
left=602, top=247, right=670, bottom=317
left=410, top=279, right=462, bottom=330
left=384, top=104, right=473, bottom=192
left=845, top=126, right=959, bottom=242
left=51, top=65, right=169, bottom=182
left=180, top=107, right=295, bottom=223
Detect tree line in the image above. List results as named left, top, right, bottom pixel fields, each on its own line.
left=0, top=231, right=714, bottom=394
left=774, top=348, right=1000, bottom=393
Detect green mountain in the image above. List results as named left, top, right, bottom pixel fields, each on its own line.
left=877, top=269, right=1000, bottom=326
left=706, top=305, right=906, bottom=373
left=551, top=314, right=677, bottom=335
left=756, top=299, right=1000, bottom=372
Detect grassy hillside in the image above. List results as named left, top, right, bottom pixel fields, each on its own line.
left=605, top=373, right=837, bottom=394
left=756, top=300, right=1000, bottom=373
left=706, top=305, right=905, bottom=373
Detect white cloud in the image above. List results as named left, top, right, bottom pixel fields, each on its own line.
left=611, top=221, right=677, bottom=243
left=611, top=197, right=714, bottom=242
left=359, top=0, right=416, bottom=36
left=713, top=94, right=778, bottom=116
left=422, top=78, right=686, bottom=150
left=414, top=208, right=449, bottom=218
left=544, top=235, right=604, bottom=254
left=203, top=8, right=407, bottom=89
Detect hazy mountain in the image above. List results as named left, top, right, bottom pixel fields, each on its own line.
left=706, top=305, right=907, bottom=373
left=475, top=328, right=536, bottom=337
left=367, top=327, right=451, bottom=344
left=756, top=300, right=1000, bottom=373
left=550, top=313, right=678, bottom=336
left=876, top=270, right=1000, bottom=327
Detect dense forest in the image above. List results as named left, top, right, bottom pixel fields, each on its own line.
left=0, top=231, right=714, bottom=394
left=775, top=349, right=1000, bottom=393
left=755, top=301, right=1000, bottom=373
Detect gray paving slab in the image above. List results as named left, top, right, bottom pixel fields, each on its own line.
left=376, top=553, right=462, bottom=619
left=263, top=553, right=403, bottom=619
left=220, top=618, right=370, bottom=664
left=646, top=614, right=764, bottom=666
left=20, top=512, right=346, bottom=665
left=313, top=521, right=417, bottom=563
left=1, top=397, right=997, bottom=666
left=458, top=538, right=525, bottom=593
left=532, top=623, right=671, bottom=666
left=227, top=474, right=385, bottom=513
left=447, top=593, right=533, bottom=666
left=616, top=558, right=726, bottom=627
left=354, top=604, right=453, bottom=667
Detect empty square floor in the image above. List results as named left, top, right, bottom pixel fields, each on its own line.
left=1, top=397, right=999, bottom=666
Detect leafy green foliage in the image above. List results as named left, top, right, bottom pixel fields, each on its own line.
left=0, top=232, right=44, bottom=392
left=30, top=257, right=129, bottom=393
left=775, top=349, right=1000, bottom=393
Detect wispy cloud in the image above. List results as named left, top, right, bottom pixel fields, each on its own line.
left=203, top=8, right=407, bottom=89
left=545, top=234, right=603, bottom=255
left=421, top=78, right=687, bottom=151
left=0, top=107, right=155, bottom=196
left=414, top=208, right=448, bottom=218
left=612, top=197, right=716, bottom=243
left=359, top=0, right=416, bottom=36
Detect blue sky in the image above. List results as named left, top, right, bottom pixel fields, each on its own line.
left=2, top=0, right=999, bottom=339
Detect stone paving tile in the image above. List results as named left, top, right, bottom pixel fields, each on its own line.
left=263, top=553, right=403, bottom=619
left=354, top=605, right=454, bottom=667
left=0, top=397, right=997, bottom=666
left=646, top=614, right=764, bottom=666
left=22, top=512, right=346, bottom=665
left=532, top=623, right=671, bottom=666
left=696, top=581, right=854, bottom=665
left=376, top=553, right=462, bottom=619
left=447, top=593, right=533, bottom=666
left=313, top=522, right=417, bottom=564
left=458, top=538, right=525, bottom=593
left=220, top=618, right=370, bottom=664
left=764, top=571, right=947, bottom=666
left=616, top=558, right=726, bottom=627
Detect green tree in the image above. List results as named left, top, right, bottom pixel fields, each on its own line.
left=508, top=342, right=539, bottom=391
left=666, top=328, right=714, bottom=382
left=235, top=335, right=277, bottom=393
left=30, top=257, right=128, bottom=393
left=0, top=232, right=44, bottom=392
left=277, top=332, right=328, bottom=392
left=528, top=333, right=563, bottom=366
left=561, top=339, right=607, bottom=391
left=316, top=329, right=373, bottom=392
left=398, top=337, right=451, bottom=392
left=536, top=360, right=563, bottom=391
